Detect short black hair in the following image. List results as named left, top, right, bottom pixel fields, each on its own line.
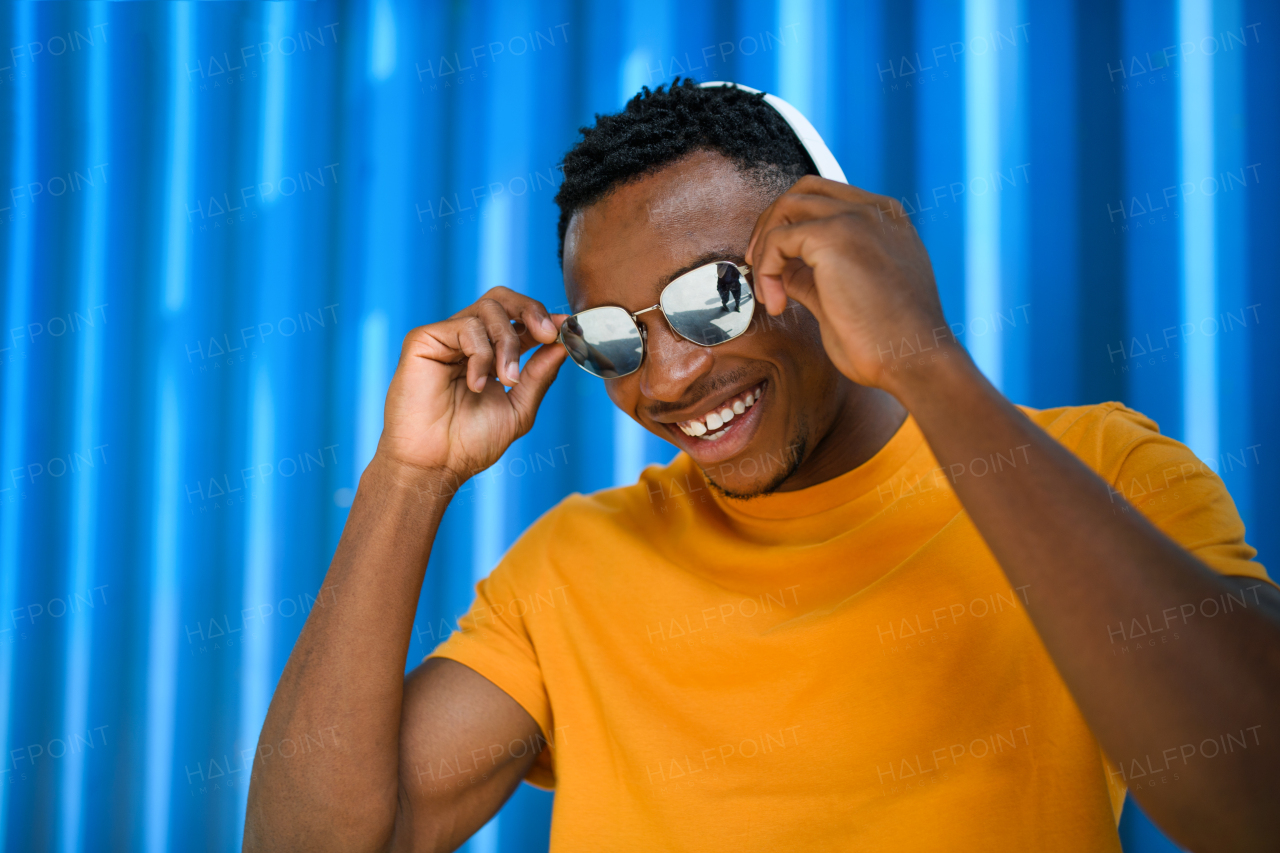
left=553, top=77, right=818, bottom=263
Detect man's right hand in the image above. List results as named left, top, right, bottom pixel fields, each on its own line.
left=377, top=287, right=569, bottom=492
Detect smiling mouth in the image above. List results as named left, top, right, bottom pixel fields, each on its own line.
left=674, top=381, right=765, bottom=441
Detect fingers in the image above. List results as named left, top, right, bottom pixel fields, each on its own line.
left=432, top=288, right=563, bottom=392
left=751, top=216, right=849, bottom=316
left=510, top=311, right=570, bottom=357
left=480, top=305, right=569, bottom=389
left=464, top=286, right=560, bottom=345
left=747, top=178, right=889, bottom=253
left=744, top=179, right=910, bottom=318
left=747, top=194, right=846, bottom=272
left=506, top=342, right=568, bottom=430
left=454, top=317, right=498, bottom=393
left=746, top=181, right=904, bottom=290
left=748, top=191, right=894, bottom=260
left=474, top=298, right=524, bottom=386
left=514, top=303, right=560, bottom=345
left=410, top=312, right=525, bottom=393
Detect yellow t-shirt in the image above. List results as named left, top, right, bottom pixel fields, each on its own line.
left=428, top=403, right=1271, bottom=851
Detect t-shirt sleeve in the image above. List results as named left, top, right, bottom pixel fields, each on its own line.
left=426, top=507, right=563, bottom=788
left=1085, top=403, right=1271, bottom=585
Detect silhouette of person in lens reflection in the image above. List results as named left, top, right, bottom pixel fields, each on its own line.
left=716, top=264, right=742, bottom=312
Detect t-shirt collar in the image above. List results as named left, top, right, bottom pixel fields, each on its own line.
left=706, top=414, right=924, bottom=521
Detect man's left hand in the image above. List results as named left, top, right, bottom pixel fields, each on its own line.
left=745, top=176, right=951, bottom=393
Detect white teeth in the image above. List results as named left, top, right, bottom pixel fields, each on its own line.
left=674, top=382, right=765, bottom=439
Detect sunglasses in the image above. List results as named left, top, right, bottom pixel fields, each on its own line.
left=558, top=261, right=755, bottom=379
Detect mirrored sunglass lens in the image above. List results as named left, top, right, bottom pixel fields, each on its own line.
left=560, top=308, right=643, bottom=378
left=661, top=262, right=754, bottom=346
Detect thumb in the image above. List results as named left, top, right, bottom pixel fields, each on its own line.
left=507, top=341, right=568, bottom=429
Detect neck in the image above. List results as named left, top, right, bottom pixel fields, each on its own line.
left=775, top=378, right=908, bottom=492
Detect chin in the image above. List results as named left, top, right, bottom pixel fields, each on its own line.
left=700, top=432, right=808, bottom=500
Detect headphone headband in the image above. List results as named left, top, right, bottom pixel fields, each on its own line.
left=698, top=81, right=847, bottom=184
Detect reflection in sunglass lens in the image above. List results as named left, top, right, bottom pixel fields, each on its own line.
left=560, top=307, right=643, bottom=378
left=661, top=263, right=754, bottom=346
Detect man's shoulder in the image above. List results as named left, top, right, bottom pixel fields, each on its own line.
left=546, top=451, right=697, bottom=525
left=494, top=453, right=692, bottom=579
left=1019, top=401, right=1164, bottom=454
left=1018, top=401, right=1197, bottom=482
left=1019, top=400, right=1157, bottom=437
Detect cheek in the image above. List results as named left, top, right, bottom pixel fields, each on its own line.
left=775, top=300, right=823, bottom=346
left=604, top=379, right=633, bottom=411
left=735, top=311, right=815, bottom=365
left=738, top=299, right=818, bottom=345
left=733, top=313, right=779, bottom=351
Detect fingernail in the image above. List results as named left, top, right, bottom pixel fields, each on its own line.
left=507, top=361, right=520, bottom=383
left=542, top=317, right=556, bottom=334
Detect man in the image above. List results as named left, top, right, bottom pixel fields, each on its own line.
left=244, top=79, right=1279, bottom=852
left=716, top=260, right=742, bottom=311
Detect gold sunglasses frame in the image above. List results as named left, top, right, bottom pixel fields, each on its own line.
left=557, top=262, right=754, bottom=379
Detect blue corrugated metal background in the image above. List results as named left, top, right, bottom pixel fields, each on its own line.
left=1, top=1, right=1275, bottom=850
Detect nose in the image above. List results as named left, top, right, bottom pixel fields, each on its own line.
left=636, top=313, right=713, bottom=402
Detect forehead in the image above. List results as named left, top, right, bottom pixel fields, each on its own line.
left=562, top=150, right=769, bottom=312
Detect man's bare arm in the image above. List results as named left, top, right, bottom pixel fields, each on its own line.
left=244, top=289, right=568, bottom=851
left=746, top=176, right=1280, bottom=852
left=388, top=659, right=544, bottom=852
left=242, top=461, right=541, bottom=852
left=893, top=357, right=1280, bottom=853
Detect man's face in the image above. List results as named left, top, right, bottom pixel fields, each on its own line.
left=562, top=150, right=846, bottom=497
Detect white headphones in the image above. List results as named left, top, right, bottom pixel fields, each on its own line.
left=698, top=81, right=847, bottom=184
